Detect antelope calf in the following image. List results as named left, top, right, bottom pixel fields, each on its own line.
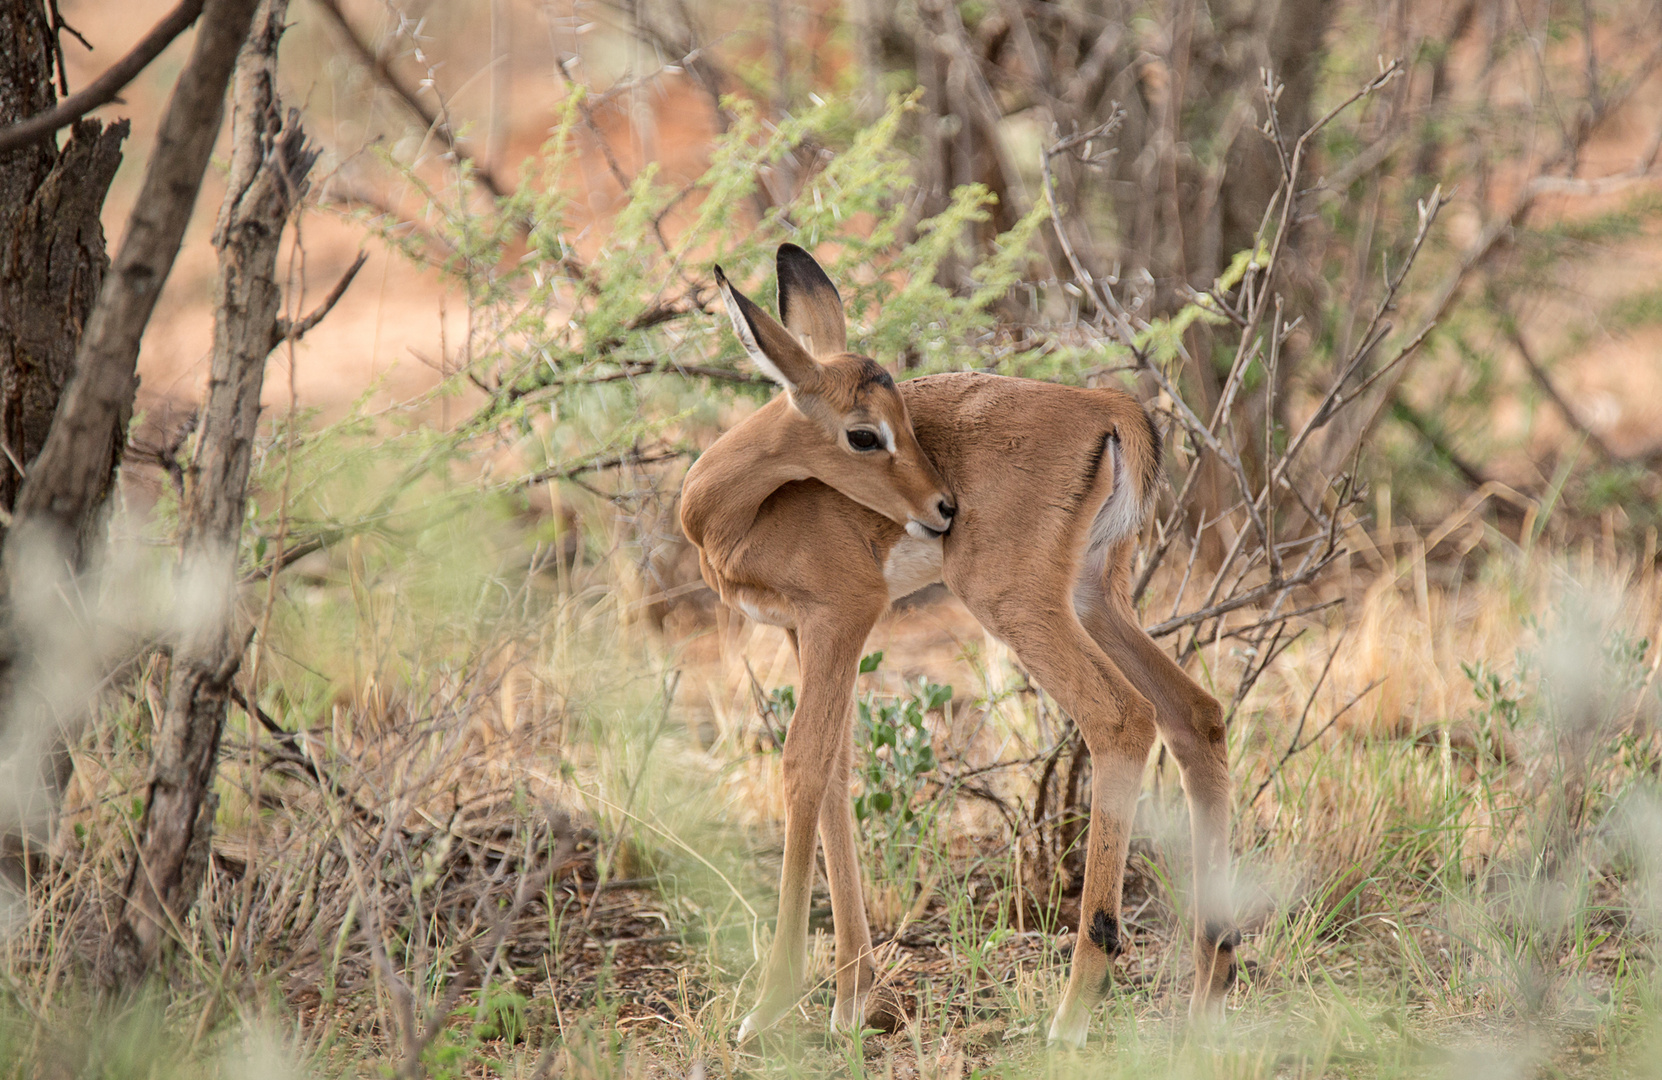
left=680, top=245, right=1236, bottom=1046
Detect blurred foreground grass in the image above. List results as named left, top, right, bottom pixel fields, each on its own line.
left=1, top=452, right=1659, bottom=1080
left=3, top=41, right=1662, bottom=1079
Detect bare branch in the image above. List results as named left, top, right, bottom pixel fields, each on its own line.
left=0, top=0, right=205, bottom=155
left=515, top=446, right=691, bottom=491
left=1249, top=676, right=1386, bottom=808
left=1142, top=545, right=1346, bottom=640
left=1505, top=317, right=1620, bottom=464
left=311, top=0, right=508, bottom=199
left=272, top=250, right=367, bottom=346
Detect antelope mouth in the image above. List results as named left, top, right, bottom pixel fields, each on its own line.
left=907, top=497, right=956, bottom=540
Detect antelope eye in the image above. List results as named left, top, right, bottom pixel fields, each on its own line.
left=847, top=429, right=882, bottom=452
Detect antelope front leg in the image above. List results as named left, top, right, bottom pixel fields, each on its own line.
left=819, top=699, right=885, bottom=1033
left=738, top=611, right=877, bottom=1042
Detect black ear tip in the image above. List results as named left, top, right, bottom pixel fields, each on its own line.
left=713, top=264, right=728, bottom=285
left=777, top=244, right=819, bottom=278
left=775, top=243, right=838, bottom=300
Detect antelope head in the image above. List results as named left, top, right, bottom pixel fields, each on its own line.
left=714, top=245, right=956, bottom=539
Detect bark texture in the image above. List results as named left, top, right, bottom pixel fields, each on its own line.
left=114, top=0, right=312, bottom=979
left=0, top=1, right=127, bottom=544
left=6, top=0, right=259, bottom=573
left=0, top=0, right=127, bottom=888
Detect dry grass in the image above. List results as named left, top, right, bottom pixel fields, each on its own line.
left=3, top=472, right=1660, bottom=1079
left=6, top=5, right=1662, bottom=1073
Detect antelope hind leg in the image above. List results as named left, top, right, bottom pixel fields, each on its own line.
left=1078, top=588, right=1238, bottom=1023
left=949, top=576, right=1156, bottom=1048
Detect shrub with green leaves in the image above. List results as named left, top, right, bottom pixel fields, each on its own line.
left=851, top=652, right=951, bottom=853
left=361, top=91, right=1049, bottom=484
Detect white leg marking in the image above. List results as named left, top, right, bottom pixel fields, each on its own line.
left=1047, top=1005, right=1091, bottom=1048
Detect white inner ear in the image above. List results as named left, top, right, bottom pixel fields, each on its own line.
left=721, top=285, right=795, bottom=392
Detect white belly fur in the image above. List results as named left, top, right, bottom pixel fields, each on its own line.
left=883, top=535, right=944, bottom=602
left=736, top=597, right=793, bottom=627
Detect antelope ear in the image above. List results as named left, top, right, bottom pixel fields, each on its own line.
left=776, top=243, right=847, bottom=357
left=715, top=265, right=822, bottom=394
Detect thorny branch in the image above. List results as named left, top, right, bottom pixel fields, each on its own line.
left=311, top=0, right=508, bottom=199
left=1029, top=61, right=1432, bottom=792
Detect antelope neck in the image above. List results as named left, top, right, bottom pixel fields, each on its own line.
left=684, top=400, right=819, bottom=560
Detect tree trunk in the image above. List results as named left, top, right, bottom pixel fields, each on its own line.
left=6, top=0, right=258, bottom=571
left=0, top=0, right=257, bottom=903
left=0, top=3, right=129, bottom=530
left=0, top=0, right=127, bottom=888
left=113, top=0, right=313, bottom=981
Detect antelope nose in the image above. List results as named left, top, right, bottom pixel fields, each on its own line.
left=937, top=499, right=956, bottom=523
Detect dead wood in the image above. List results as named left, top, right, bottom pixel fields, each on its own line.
left=113, top=0, right=318, bottom=981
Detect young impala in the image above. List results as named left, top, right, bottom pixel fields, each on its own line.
left=680, top=245, right=1237, bottom=1046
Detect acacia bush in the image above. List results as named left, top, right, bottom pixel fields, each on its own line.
left=0, top=8, right=1660, bottom=1067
